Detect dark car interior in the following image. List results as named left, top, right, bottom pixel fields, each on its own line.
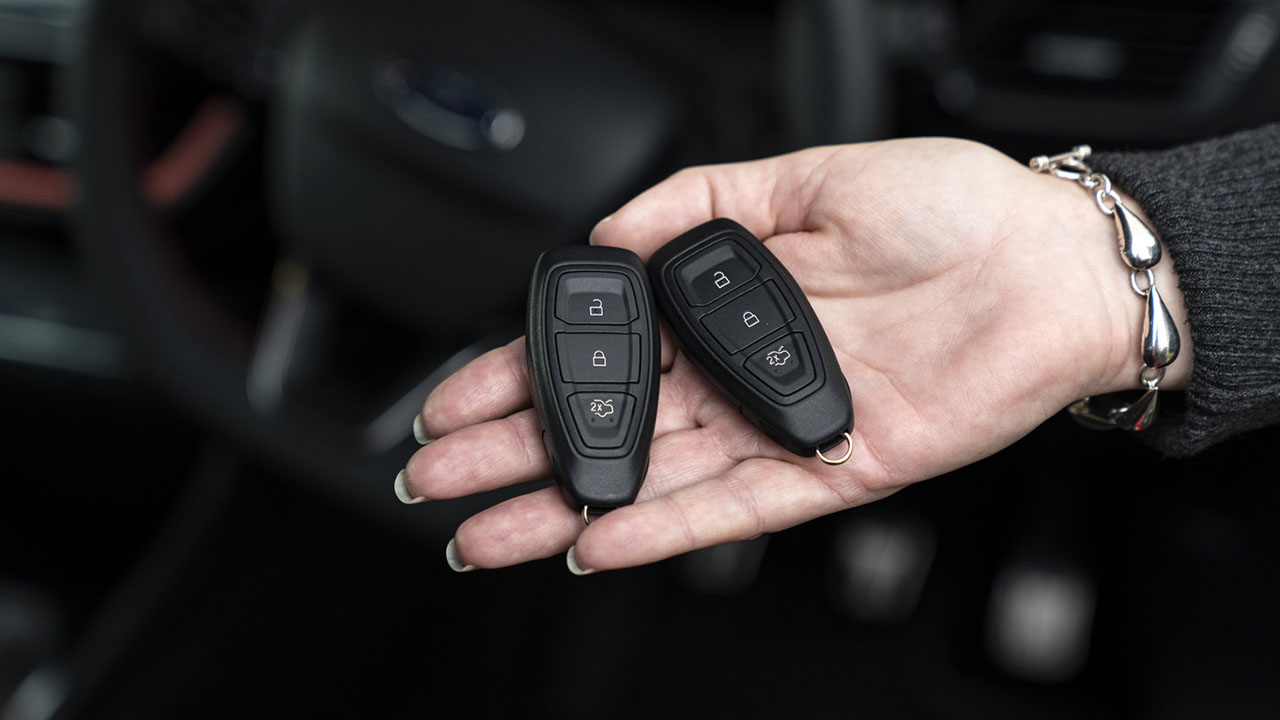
left=3, top=0, right=1280, bottom=717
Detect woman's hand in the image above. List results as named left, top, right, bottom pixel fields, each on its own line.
left=399, top=138, right=1192, bottom=573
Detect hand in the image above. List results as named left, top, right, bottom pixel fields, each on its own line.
left=400, top=138, right=1193, bottom=573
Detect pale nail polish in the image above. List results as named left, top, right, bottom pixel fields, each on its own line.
left=394, top=469, right=426, bottom=505
left=446, top=537, right=476, bottom=573
left=412, top=414, right=432, bottom=445
left=566, top=545, right=595, bottom=576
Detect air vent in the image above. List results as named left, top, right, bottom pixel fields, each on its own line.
left=967, top=0, right=1237, bottom=98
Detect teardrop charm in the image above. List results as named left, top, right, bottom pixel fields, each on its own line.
left=1142, top=284, right=1181, bottom=368
left=1113, top=201, right=1162, bottom=270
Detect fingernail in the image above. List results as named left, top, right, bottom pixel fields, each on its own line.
left=394, top=469, right=426, bottom=505
left=446, top=537, right=476, bottom=573
left=566, top=545, right=595, bottom=576
left=412, top=414, right=433, bottom=445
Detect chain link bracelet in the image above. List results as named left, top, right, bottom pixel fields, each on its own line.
left=1029, top=145, right=1181, bottom=431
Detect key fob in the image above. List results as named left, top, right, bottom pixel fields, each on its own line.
left=526, top=246, right=660, bottom=514
left=649, top=218, right=854, bottom=459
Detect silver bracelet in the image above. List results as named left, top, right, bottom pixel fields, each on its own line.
left=1029, top=145, right=1181, bottom=431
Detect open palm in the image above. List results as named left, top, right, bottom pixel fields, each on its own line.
left=401, top=138, right=1188, bottom=573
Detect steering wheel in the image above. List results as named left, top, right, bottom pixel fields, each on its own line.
left=72, top=0, right=677, bottom=532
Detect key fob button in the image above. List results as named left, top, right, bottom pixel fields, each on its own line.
left=566, top=392, right=634, bottom=449
left=699, top=281, right=794, bottom=354
left=556, top=332, right=640, bottom=383
left=744, top=332, right=816, bottom=397
left=675, top=240, right=761, bottom=306
left=555, top=272, right=637, bottom=325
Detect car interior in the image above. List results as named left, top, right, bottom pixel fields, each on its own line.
left=3, top=0, right=1279, bottom=717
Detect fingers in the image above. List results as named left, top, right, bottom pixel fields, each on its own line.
left=450, top=486, right=582, bottom=567
left=441, top=407, right=788, bottom=569
left=405, top=373, right=704, bottom=501
left=421, top=337, right=530, bottom=439
left=589, top=145, right=846, bottom=260
left=404, top=408, right=548, bottom=500
left=444, top=427, right=742, bottom=569
left=572, top=458, right=880, bottom=572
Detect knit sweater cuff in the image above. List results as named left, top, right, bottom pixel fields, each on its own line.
left=1091, top=123, right=1280, bottom=457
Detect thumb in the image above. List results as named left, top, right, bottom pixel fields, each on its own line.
left=589, top=145, right=845, bottom=261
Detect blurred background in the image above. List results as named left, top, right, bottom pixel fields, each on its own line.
left=2, top=0, right=1279, bottom=717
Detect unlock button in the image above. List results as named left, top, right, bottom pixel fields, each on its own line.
left=675, top=240, right=762, bottom=306
left=555, top=272, right=637, bottom=325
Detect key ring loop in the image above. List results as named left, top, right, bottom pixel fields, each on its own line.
left=815, top=432, right=854, bottom=465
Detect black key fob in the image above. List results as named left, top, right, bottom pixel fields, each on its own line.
left=649, top=219, right=854, bottom=461
left=527, top=246, right=660, bottom=515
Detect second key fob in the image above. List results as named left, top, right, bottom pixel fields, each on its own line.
left=649, top=219, right=854, bottom=460
left=527, top=246, right=660, bottom=515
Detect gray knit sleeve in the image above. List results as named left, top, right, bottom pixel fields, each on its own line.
left=1090, top=123, right=1280, bottom=457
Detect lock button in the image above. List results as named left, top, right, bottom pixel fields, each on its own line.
left=674, top=240, right=761, bottom=307
left=699, top=281, right=794, bottom=353
left=555, top=333, right=641, bottom=383
left=555, top=272, right=637, bottom=325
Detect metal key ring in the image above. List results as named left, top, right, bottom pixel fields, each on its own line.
left=815, top=432, right=854, bottom=465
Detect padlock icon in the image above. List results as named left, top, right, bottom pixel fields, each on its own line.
left=713, top=270, right=730, bottom=289
left=592, top=350, right=607, bottom=367
left=742, top=311, right=759, bottom=328
left=588, top=298, right=604, bottom=317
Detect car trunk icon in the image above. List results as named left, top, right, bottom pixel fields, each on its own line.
left=765, top=346, right=790, bottom=367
